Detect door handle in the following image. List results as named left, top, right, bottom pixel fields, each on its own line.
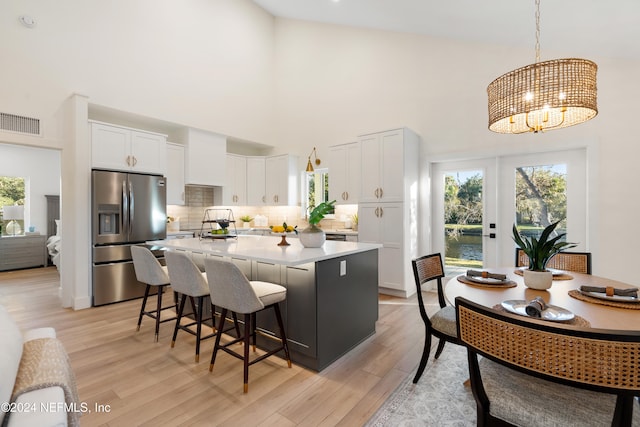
left=482, top=233, right=496, bottom=239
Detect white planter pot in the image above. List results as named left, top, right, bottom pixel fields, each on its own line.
left=299, top=225, right=326, bottom=248
left=523, top=269, right=553, bottom=290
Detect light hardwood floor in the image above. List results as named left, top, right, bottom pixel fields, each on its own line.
left=0, top=266, right=440, bottom=427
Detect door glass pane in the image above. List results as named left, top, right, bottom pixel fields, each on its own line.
left=514, top=164, right=568, bottom=241
left=444, top=170, right=483, bottom=275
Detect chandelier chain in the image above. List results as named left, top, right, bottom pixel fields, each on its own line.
left=535, top=0, right=541, bottom=63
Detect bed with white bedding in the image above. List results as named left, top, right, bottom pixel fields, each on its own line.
left=45, top=196, right=61, bottom=271
left=46, top=231, right=61, bottom=270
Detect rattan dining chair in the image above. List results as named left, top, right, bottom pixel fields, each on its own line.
left=515, top=248, right=592, bottom=274
left=456, top=297, right=640, bottom=426
left=411, top=253, right=461, bottom=384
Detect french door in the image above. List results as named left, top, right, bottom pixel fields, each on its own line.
left=432, top=149, right=587, bottom=275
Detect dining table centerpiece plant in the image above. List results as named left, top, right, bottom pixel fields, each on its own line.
left=299, top=200, right=336, bottom=248
left=512, top=220, right=576, bottom=289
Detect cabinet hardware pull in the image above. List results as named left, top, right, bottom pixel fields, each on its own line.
left=126, top=155, right=131, bottom=166
left=345, top=191, right=349, bottom=200
left=262, top=196, right=266, bottom=203
left=132, top=156, right=137, bottom=167
left=379, top=207, right=383, bottom=217
left=379, top=188, right=383, bottom=198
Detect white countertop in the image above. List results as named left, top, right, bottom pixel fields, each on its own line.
left=148, top=235, right=379, bottom=266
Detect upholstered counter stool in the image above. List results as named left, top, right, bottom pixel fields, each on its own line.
left=204, top=257, right=292, bottom=393
left=165, top=251, right=239, bottom=362
left=131, top=246, right=177, bottom=342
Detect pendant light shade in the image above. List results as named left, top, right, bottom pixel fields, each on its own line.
left=305, top=147, right=320, bottom=172
left=488, top=58, right=598, bottom=133
left=487, top=0, right=598, bottom=134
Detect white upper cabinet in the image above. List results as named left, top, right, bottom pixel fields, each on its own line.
left=91, top=121, right=167, bottom=174
left=328, top=141, right=360, bottom=205
left=265, top=154, right=299, bottom=206
left=359, top=128, right=418, bottom=203
left=222, top=154, right=247, bottom=205
left=166, top=142, right=185, bottom=205
left=247, top=156, right=266, bottom=205
left=183, top=128, right=226, bottom=186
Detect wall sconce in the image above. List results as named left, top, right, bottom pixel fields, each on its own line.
left=306, top=147, right=321, bottom=172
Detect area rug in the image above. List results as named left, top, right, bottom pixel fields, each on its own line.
left=365, top=345, right=476, bottom=426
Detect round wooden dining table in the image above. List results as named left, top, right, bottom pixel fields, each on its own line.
left=444, top=267, right=640, bottom=330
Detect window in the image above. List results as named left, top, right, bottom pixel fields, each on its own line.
left=302, top=169, right=334, bottom=218
left=0, top=176, right=26, bottom=236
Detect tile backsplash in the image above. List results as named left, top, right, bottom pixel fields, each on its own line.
left=167, top=186, right=358, bottom=232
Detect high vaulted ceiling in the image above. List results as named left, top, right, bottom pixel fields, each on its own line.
left=252, top=0, right=640, bottom=61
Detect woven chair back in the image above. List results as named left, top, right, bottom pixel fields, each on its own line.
left=412, top=253, right=446, bottom=310
left=456, top=297, right=640, bottom=393
left=515, top=249, right=592, bottom=274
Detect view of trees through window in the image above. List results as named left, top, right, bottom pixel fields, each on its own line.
left=0, top=176, right=26, bottom=235
left=305, top=169, right=332, bottom=217
left=444, top=164, right=567, bottom=271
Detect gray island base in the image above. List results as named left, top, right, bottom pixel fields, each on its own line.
left=148, top=236, right=381, bottom=371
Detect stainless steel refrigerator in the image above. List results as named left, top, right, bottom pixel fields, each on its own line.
left=92, top=170, right=167, bottom=306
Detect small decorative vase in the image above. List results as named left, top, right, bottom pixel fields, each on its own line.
left=523, top=269, right=553, bottom=290
left=299, top=224, right=326, bottom=248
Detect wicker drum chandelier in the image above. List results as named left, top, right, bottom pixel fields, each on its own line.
left=487, top=0, right=597, bottom=134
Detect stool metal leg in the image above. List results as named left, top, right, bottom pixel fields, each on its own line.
left=209, top=308, right=227, bottom=370
left=194, top=295, right=203, bottom=363
left=171, top=294, right=187, bottom=348
left=243, top=313, right=251, bottom=393
left=154, top=285, right=163, bottom=342
left=137, top=284, right=151, bottom=332
left=273, top=303, right=292, bottom=368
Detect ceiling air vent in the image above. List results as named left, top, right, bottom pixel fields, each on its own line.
left=0, top=112, right=41, bottom=136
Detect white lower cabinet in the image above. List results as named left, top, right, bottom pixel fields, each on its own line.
left=358, top=203, right=411, bottom=295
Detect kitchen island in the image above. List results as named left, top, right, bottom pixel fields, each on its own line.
left=148, top=235, right=381, bottom=371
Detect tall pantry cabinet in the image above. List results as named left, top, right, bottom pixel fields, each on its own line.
left=357, top=128, right=420, bottom=298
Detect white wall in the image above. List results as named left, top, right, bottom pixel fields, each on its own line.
left=1, top=1, right=639, bottom=305
left=0, top=143, right=60, bottom=233
left=0, top=0, right=276, bottom=145
left=271, top=18, right=640, bottom=284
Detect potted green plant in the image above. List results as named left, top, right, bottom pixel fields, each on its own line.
left=512, top=220, right=576, bottom=289
left=299, top=200, right=336, bottom=248
left=351, top=213, right=358, bottom=231
left=239, top=215, right=254, bottom=227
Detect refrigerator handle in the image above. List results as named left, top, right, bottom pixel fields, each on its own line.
left=122, top=179, right=129, bottom=233
left=129, top=180, right=134, bottom=235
